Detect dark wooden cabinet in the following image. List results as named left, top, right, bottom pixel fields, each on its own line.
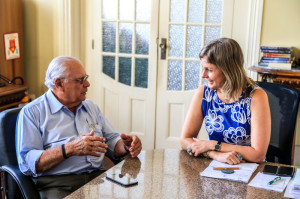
left=0, top=0, right=27, bottom=111
left=249, top=66, right=300, bottom=90
left=0, top=85, right=28, bottom=111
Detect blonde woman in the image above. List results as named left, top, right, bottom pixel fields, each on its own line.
left=180, top=38, right=271, bottom=164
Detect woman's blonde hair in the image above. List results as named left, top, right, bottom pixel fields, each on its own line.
left=199, top=38, right=256, bottom=100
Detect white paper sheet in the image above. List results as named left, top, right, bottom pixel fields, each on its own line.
left=248, top=172, right=291, bottom=192
left=200, top=160, right=258, bottom=183
left=284, top=169, right=300, bottom=198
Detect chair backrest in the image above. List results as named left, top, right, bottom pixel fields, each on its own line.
left=258, top=81, right=300, bottom=165
left=0, top=107, right=23, bottom=199
left=0, top=107, right=22, bottom=166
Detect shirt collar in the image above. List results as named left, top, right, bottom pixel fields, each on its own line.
left=46, top=90, right=64, bottom=114
left=46, top=89, right=87, bottom=114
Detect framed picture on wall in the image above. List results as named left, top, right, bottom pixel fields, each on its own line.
left=3, top=32, right=20, bottom=60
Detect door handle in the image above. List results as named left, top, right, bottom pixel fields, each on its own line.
left=159, top=38, right=167, bottom=60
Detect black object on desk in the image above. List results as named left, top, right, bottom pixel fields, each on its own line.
left=277, top=166, right=294, bottom=177
left=262, top=165, right=294, bottom=177
left=106, top=173, right=138, bottom=187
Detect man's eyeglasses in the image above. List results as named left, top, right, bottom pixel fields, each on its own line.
left=61, top=75, right=89, bottom=84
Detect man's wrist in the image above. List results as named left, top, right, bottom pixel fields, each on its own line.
left=62, top=144, right=68, bottom=159
left=123, top=143, right=130, bottom=153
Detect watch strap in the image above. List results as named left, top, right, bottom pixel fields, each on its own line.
left=214, top=141, right=221, bottom=151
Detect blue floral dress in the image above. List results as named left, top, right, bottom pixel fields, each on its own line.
left=201, top=85, right=259, bottom=146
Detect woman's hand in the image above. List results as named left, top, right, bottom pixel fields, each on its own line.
left=211, top=151, right=244, bottom=165
left=188, top=138, right=213, bottom=157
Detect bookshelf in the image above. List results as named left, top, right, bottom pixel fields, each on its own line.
left=249, top=65, right=300, bottom=90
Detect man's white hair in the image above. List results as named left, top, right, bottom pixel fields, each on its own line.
left=44, top=56, right=82, bottom=89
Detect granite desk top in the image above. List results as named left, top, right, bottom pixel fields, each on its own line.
left=65, top=149, right=292, bottom=199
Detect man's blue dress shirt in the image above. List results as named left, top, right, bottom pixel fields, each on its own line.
left=16, top=90, right=121, bottom=177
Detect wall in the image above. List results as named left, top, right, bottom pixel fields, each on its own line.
left=261, top=0, right=300, bottom=59
left=260, top=0, right=300, bottom=166
left=22, top=0, right=59, bottom=98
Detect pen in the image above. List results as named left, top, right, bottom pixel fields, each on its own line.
left=86, top=119, right=95, bottom=131
left=213, top=167, right=240, bottom=170
left=268, top=176, right=281, bottom=185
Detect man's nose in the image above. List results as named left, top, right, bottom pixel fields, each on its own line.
left=84, top=80, right=90, bottom=87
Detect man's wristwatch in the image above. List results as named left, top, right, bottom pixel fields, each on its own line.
left=123, top=143, right=130, bottom=153
left=214, top=141, right=221, bottom=152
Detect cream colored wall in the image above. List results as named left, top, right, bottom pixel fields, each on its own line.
left=261, top=0, right=300, bottom=166
left=261, top=0, right=300, bottom=59
left=23, top=0, right=59, bottom=98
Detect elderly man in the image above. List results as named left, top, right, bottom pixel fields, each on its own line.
left=16, top=56, right=142, bottom=198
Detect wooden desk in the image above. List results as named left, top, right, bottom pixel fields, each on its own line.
left=0, top=85, right=28, bottom=111
left=249, top=65, right=300, bottom=90
left=65, top=149, right=294, bottom=199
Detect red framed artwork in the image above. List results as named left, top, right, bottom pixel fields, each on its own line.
left=3, top=32, right=20, bottom=60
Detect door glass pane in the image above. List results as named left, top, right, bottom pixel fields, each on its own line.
left=102, top=0, right=117, bottom=20
left=135, top=58, right=148, bottom=88
left=119, top=23, right=133, bottom=53
left=136, top=0, right=151, bottom=21
left=168, top=60, right=182, bottom=91
left=103, top=22, right=116, bottom=52
left=169, top=25, right=184, bottom=58
left=185, top=61, right=200, bottom=90
left=188, top=0, right=204, bottom=23
left=103, top=56, right=115, bottom=79
left=206, top=0, right=223, bottom=24
left=120, top=0, right=134, bottom=20
left=170, top=0, right=186, bottom=22
left=119, top=57, right=132, bottom=86
left=186, top=25, right=203, bottom=58
left=205, top=26, right=221, bottom=45
left=168, top=0, right=223, bottom=91
left=136, top=24, right=150, bottom=55
left=101, top=0, right=150, bottom=89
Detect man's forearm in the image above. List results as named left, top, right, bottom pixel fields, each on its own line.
left=35, top=145, right=66, bottom=174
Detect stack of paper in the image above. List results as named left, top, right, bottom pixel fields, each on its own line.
left=248, top=172, right=291, bottom=192
left=293, top=169, right=300, bottom=192
left=284, top=169, right=300, bottom=198
left=200, top=160, right=258, bottom=183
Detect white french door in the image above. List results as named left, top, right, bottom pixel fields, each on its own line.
left=84, top=0, right=262, bottom=149
left=155, top=0, right=234, bottom=148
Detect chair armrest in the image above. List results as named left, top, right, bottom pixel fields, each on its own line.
left=1, top=165, right=40, bottom=199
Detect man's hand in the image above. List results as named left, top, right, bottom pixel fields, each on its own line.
left=66, top=131, right=108, bottom=157
left=120, top=133, right=142, bottom=158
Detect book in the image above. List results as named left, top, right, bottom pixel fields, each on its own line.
left=260, top=46, right=291, bottom=51
left=258, top=62, right=292, bottom=70
left=260, top=46, right=293, bottom=54
left=260, top=57, right=291, bottom=63
left=260, top=49, right=292, bottom=54
left=262, top=53, right=291, bottom=58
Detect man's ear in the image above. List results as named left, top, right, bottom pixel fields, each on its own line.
left=54, top=78, right=64, bottom=89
